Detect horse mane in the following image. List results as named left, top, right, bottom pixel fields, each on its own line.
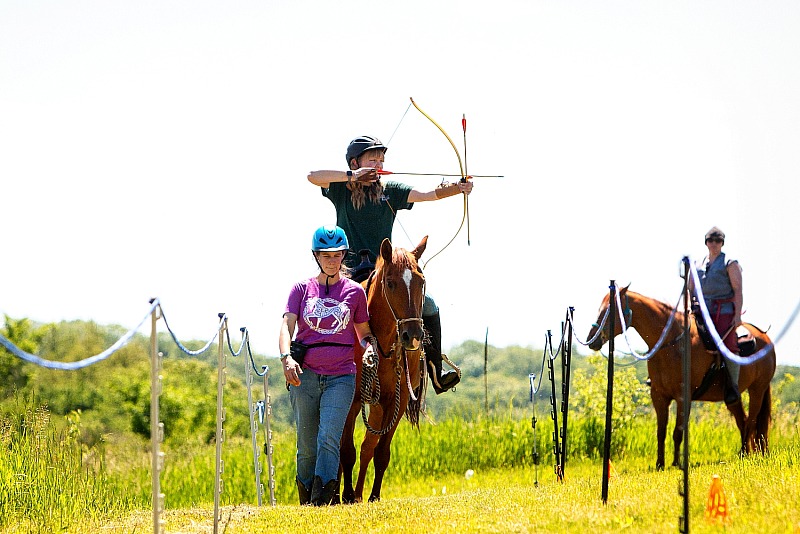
left=387, top=245, right=423, bottom=427
left=628, top=290, right=677, bottom=316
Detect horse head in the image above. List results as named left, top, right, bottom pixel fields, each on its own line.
left=587, top=284, right=633, bottom=350
left=371, top=236, right=428, bottom=351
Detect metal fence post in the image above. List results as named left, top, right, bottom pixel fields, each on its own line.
left=213, top=314, right=227, bottom=534
left=242, top=329, right=264, bottom=506
left=261, top=366, right=277, bottom=506
left=149, top=300, right=165, bottom=534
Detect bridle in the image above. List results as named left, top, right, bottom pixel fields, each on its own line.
left=593, top=293, right=634, bottom=343
left=365, top=263, right=425, bottom=357
left=359, top=259, right=426, bottom=435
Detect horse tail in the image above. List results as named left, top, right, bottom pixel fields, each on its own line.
left=756, top=383, right=772, bottom=452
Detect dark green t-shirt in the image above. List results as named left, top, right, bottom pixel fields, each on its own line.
left=322, top=181, right=414, bottom=268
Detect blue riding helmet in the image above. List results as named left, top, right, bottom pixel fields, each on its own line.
left=311, top=225, right=350, bottom=252
left=346, top=135, right=387, bottom=164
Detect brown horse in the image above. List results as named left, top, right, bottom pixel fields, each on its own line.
left=339, top=236, right=427, bottom=502
left=587, top=286, right=776, bottom=470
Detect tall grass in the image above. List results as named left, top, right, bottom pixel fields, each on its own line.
left=60, top=406, right=800, bottom=507
left=2, top=390, right=798, bottom=532
left=0, top=404, right=142, bottom=533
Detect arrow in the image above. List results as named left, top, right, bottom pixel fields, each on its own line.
left=377, top=170, right=503, bottom=178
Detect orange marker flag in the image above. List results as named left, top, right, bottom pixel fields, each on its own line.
left=705, top=474, right=730, bottom=523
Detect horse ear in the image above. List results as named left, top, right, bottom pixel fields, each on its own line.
left=380, top=238, right=393, bottom=263
left=621, top=283, right=631, bottom=294
left=412, top=236, right=428, bottom=261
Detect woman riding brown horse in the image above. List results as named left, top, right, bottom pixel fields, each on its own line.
left=339, top=236, right=428, bottom=502
left=587, top=285, right=775, bottom=470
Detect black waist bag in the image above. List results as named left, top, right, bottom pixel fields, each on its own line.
left=290, top=340, right=352, bottom=367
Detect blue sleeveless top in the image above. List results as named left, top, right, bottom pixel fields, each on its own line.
left=696, top=252, right=735, bottom=314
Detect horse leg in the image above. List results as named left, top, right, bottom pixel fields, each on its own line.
left=741, top=382, right=771, bottom=455
left=353, top=402, right=385, bottom=503
left=368, top=427, right=399, bottom=502
left=340, top=402, right=360, bottom=504
left=724, top=398, right=748, bottom=457
left=651, top=391, right=671, bottom=470
left=671, top=397, right=688, bottom=468
left=354, top=430, right=380, bottom=502
left=755, top=385, right=772, bottom=453
left=742, top=387, right=765, bottom=455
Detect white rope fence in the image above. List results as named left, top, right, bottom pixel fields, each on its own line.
left=0, top=298, right=276, bottom=534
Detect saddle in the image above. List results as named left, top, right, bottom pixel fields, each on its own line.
left=352, top=249, right=375, bottom=283
left=692, top=308, right=757, bottom=356
left=691, top=313, right=757, bottom=400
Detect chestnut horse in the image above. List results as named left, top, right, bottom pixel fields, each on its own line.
left=587, top=286, right=776, bottom=470
left=339, top=236, right=427, bottom=502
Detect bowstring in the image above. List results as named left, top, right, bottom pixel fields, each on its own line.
left=383, top=102, right=417, bottom=249
left=386, top=102, right=413, bottom=147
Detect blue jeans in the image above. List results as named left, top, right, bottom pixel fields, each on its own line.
left=423, top=292, right=438, bottom=316
left=289, top=368, right=356, bottom=487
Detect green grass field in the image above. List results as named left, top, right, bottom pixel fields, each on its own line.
left=3, top=325, right=799, bottom=533
left=3, top=398, right=799, bottom=534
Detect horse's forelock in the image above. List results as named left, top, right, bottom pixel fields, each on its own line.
left=391, top=248, right=417, bottom=271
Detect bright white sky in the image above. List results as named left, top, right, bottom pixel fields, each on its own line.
left=2, top=1, right=799, bottom=366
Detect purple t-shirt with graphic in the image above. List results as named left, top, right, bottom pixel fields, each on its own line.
left=284, top=277, right=369, bottom=376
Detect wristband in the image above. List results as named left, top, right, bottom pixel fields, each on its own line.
left=280, top=353, right=290, bottom=360
left=435, top=183, right=461, bottom=199
left=346, top=170, right=353, bottom=183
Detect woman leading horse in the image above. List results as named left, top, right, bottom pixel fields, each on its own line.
left=587, top=285, right=776, bottom=470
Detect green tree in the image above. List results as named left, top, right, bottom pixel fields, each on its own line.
left=1, top=315, right=38, bottom=396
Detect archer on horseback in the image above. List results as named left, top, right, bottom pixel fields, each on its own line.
left=690, top=226, right=744, bottom=405
left=307, top=135, right=471, bottom=394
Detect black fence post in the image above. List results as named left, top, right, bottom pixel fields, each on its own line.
left=679, top=259, right=691, bottom=533
left=561, top=309, right=574, bottom=479
left=601, top=281, right=616, bottom=504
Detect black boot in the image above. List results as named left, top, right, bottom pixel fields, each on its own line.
left=310, top=475, right=339, bottom=506
left=724, top=359, right=741, bottom=406
left=296, top=477, right=311, bottom=505
left=724, top=383, right=741, bottom=406
left=423, top=312, right=460, bottom=394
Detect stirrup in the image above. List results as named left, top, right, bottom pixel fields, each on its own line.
left=428, top=357, right=461, bottom=394
left=441, top=354, right=462, bottom=378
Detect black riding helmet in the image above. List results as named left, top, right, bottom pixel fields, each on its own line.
left=346, top=135, right=388, bottom=164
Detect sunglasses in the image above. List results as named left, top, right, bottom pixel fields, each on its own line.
left=706, top=237, right=724, bottom=244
